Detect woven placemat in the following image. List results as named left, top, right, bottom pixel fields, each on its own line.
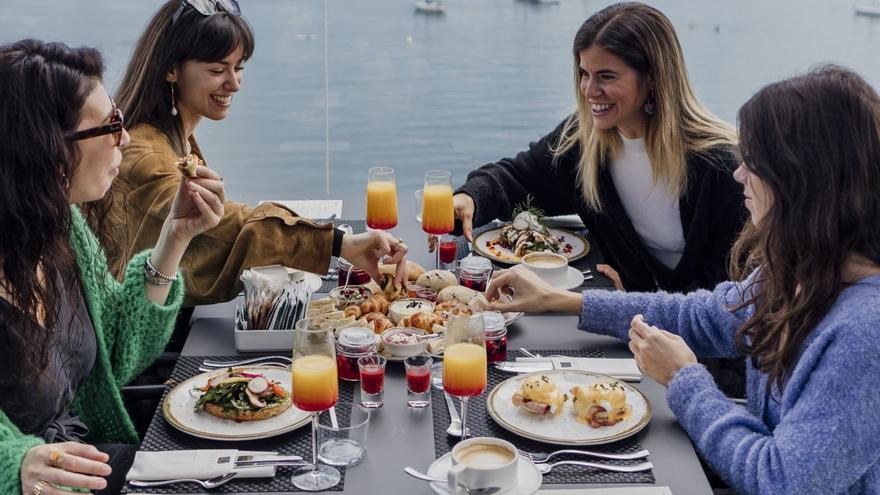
left=320, top=220, right=369, bottom=293
left=431, top=350, right=655, bottom=485
left=126, top=356, right=355, bottom=493
left=455, top=222, right=615, bottom=290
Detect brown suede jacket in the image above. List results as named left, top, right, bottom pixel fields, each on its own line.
left=103, top=124, right=334, bottom=306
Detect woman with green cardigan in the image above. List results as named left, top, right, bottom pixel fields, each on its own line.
left=0, top=40, right=224, bottom=494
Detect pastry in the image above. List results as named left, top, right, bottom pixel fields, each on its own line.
left=415, top=269, right=458, bottom=292
left=175, top=153, right=203, bottom=178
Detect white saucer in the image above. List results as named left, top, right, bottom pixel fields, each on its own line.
left=550, top=266, right=585, bottom=291
left=426, top=452, right=542, bottom=495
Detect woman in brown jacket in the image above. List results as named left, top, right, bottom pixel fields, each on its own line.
left=90, top=0, right=407, bottom=311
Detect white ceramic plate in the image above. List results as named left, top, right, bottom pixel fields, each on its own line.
left=163, top=367, right=311, bottom=441
left=473, top=227, right=590, bottom=265
left=426, top=452, right=542, bottom=495
left=284, top=268, right=322, bottom=292
left=552, top=266, right=586, bottom=291
left=486, top=370, right=652, bottom=446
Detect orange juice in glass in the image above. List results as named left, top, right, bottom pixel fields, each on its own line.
left=421, top=183, right=454, bottom=235
left=291, top=319, right=341, bottom=490
left=366, top=167, right=398, bottom=230
left=443, top=311, right=486, bottom=440
left=292, top=355, right=339, bottom=412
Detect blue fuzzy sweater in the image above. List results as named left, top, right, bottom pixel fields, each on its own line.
left=578, top=275, right=880, bottom=494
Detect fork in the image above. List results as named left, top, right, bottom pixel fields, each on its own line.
left=201, top=356, right=292, bottom=368
left=535, top=460, right=653, bottom=474
left=517, top=448, right=649, bottom=463
left=127, top=472, right=237, bottom=489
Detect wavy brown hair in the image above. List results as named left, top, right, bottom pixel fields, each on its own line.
left=0, top=39, right=104, bottom=375
left=730, top=65, right=880, bottom=392
left=554, top=2, right=736, bottom=210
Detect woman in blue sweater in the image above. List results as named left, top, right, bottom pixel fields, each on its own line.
left=487, top=65, right=880, bottom=494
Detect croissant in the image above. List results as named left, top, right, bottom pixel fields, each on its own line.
left=403, top=311, right=444, bottom=333
left=360, top=294, right=389, bottom=315
left=344, top=305, right=362, bottom=319
left=363, top=312, right=388, bottom=324
left=381, top=273, right=408, bottom=302
left=368, top=316, right=394, bottom=334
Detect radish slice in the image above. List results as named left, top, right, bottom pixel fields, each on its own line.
left=245, top=388, right=267, bottom=408
left=240, top=372, right=265, bottom=378
left=247, top=377, right=270, bottom=395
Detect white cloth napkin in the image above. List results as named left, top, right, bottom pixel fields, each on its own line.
left=515, top=356, right=643, bottom=382
left=125, top=450, right=276, bottom=481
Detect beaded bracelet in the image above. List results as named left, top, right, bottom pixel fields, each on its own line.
left=144, top=256, right=177, bottom=286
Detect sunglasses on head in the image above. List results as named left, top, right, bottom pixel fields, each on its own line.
left=67, top=98, right=125, bottom=147
left=172, top=0, right=241, bottom=25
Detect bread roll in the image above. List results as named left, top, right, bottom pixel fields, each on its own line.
left=438, top=285, right=477, bottom=304
left=379, top=260, right=426, bottom=282
left=415, top=270, right=458, bottom=292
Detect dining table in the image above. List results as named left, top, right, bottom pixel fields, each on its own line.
left=140, top=192, right=714, bottom=495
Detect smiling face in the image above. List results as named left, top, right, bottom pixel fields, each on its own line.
left=168, top=45, right=244, bottom=124
left=68, top=82, right=131, bottom=204
left=578, top=45, right=651, bottom=139
left=734, top=163, right=772, bottom=226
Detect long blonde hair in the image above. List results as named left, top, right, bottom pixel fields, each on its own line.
left=554, top=2, right=736, bottom=210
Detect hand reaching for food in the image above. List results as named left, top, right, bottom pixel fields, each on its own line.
left=340, top=231, right=408, bottom=285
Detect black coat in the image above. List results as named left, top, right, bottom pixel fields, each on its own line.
left=457, top=119, right=748, bottom=293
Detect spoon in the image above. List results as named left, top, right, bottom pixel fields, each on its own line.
left=403, top=467, right=501, bottom=494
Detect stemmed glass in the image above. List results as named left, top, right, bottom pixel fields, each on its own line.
left=442, top=310, right=486, bottom=441
left=366, top=166, right=398, bottom=231
left=421, top=170, right=454, bottom=268
left=291, top=319, right=340, bottom=490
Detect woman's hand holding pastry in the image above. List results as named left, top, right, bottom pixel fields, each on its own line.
left=453, top=193, right=475, bottom=241
left=627, top=314, right=697, bottom=386
left=341, top=231, right=409, bottom=285
left=168, top=165, right=225, bottom=242
left=486, top=267, right=581, bottom=314
left=21, top=442, right=111, bottom=494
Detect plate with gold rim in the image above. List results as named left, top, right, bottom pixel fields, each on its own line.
left=486, top=370, right=652, bottom=446
left=162, top=366, right=311, bottom=441
left=472, top=227, right=590, bottom=265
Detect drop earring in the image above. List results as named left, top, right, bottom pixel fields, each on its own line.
left=643, top=89, right=656, bottom=116
left=170, top=82, right=178, bottom=116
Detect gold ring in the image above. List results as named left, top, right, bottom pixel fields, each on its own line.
left=49, top=451, right=64, bottom=469
left=32, top=480, right=48, bottom=495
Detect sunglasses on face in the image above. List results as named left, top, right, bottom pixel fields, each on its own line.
left=172, top=0, right=241, bottom=25
left=67, top=103, right=125, bottom=147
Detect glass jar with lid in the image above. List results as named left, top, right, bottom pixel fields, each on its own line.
left=458, top=256, right=493, bottom=292
left=336, top=327, right=378, bottom=381
left=337, top=258, right=371, bottom=287
left=482, top=311, right=508, bottom=363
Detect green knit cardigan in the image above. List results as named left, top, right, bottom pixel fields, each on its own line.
left=0, top=206, right=183, bottom=494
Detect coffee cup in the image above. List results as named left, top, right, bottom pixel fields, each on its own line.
left=447, top=437, right=518, bottom=492
left=521, top=252, right=568, bottom=286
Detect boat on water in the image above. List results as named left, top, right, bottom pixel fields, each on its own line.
left=414, top=0, right=446, bottom=14
left=855, top=0, right=880, bottom=16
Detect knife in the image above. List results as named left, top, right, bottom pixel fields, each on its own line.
left=234, top=455, right=304, bottom=469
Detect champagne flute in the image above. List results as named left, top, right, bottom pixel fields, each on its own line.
left=421, top=170, right=454, bottom=269
left=442, top=310, right=486, bottom=441
left=291, top=318, right=341, bottom=490
left=366, top=166, right=398, bottom=230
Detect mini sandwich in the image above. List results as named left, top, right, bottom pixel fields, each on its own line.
left=570, top=380, right=631, bottom=428
left=511, top=375, right=567, bottom=416
left=194, top=369, right=291, bottom=421
left=175, top=153, right=203, bottom=178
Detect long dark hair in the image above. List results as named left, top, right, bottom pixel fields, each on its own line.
left=0, top=39, right=104, bottom=374
left=554, top=2, right=736, bottom=210
left=730, top=65, right=880, bottom=392
left=115, top=0, right=255, bottom=155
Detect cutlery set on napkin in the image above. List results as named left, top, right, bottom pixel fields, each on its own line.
left=125, top=450, right=304, bottom=488
left=494, top=356, right=643, bottom=382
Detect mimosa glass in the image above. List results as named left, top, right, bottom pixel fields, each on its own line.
left=291, top=318, right=341, bottom=491
left=421, top=170, right=454, bottom=268
left=442, top=311, right=486, bottom=441
left=366, top=166, right=398, bottom=230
